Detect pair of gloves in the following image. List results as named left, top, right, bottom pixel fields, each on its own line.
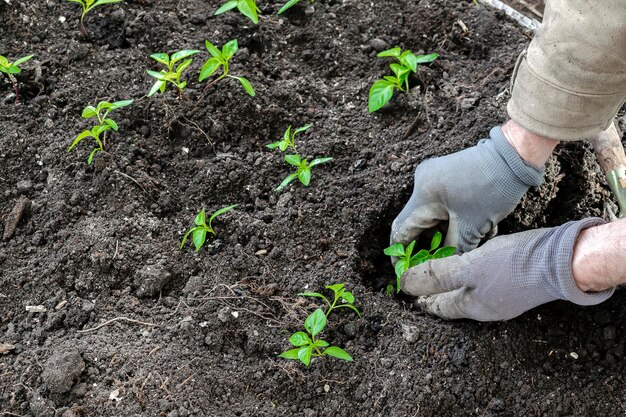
left=391, top=127, right=614, bottom=321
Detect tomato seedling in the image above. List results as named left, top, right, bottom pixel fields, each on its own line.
left=280, top=284, right=360, bottom=366
left=68, top=99, right=133, bottom=164
left=0, top=54, right=33, bottom=104
left=368, top=47, right=438, bottom=113
left=147, top=50, right=201, bottom=97
left=384, top=231, right=455, bottom=295
left=66, top=0, right=123, bottom=35
left=214, top=0, right=260, bottom=24
left=180, top=205, right=237, bottom=252
left=278, top=0, right=314, bottom=14
left=267, top=124, right=332, bottom=192
left=199, top=39, right=255, bottom=97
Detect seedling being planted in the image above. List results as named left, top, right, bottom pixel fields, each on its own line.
left=214, top=0, right=260, bottom=24
left=199, top=39, right=255, bottom=96
left=280, top=284, right=360, bottom=366
left=66, top=0, right=123, bottom=35
left=267, top=124, right=332, bottom=192
left=0, top=54, right=33, bottom=104
left=68, top=99, right=133, bottom=164
left=384, top=231, right=455, bottom=295
left=180, top=205, right=237, bottom=252
left=147, top=50, right=200, bottom=97
left=368, top=47, right=438, bottom=113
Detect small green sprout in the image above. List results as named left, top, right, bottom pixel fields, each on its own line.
left=277, top=155, right=333, bottom=191
left=267, top=124, right=333, bottom=192
left=0, top=54, right=34, bottom=104
left=266, top=124, right=311, bottom=153
left=384, top=231, right=455, bottom=295
left=199, top=39, right=255, bottom=97
left=68, top=99, right=133, bottom=164
left=278, top=0, right=313, bottom=14
left=214, top=0, right=260, bottom=24
left=66, top=0, right=123, bottom=35
left=180, top=205, right=237, bottom=252
left=368, top=47, right=438, bottom=113
left=280, top=284, right=360, bottom=366
left=147, top=50, right=201, bottom=97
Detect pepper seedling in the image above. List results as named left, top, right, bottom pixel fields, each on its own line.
left=0, top=54, right=34, bottom=104
left=66, top=0, right=124, bottom=35
left=180, top=205, right=237, bottom=252
left=384, top=231, right=455, bottom=295
left=368, top=47, right=438, bottom=113
left=68, top=99, right=133, bottom=164
left=278, top=0, right=314, bottom=14
left=266, top=124, right=311, bottom=153
left=147, top=50, right=201, bottom=97
left=214, top=0, right=260, bottom=24
left=199, top=39, right=255, bottom=96
left=279, top=284, right=360, bottom=366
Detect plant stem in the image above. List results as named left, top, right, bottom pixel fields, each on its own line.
left=9, top=76, right=19, bottom=104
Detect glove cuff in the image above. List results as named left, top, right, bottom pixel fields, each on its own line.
left=552, top=218, right=615, bottom=305
left=489, top=126, right=545, bottom=187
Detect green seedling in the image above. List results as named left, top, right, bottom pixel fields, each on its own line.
left=276, top=154, right=332, bottom=191
left=68, top=99, right=133, bottom=164
left=214, top=0, right=260, bottom=24
left=267, top=124, right=332, bottom=192
left=266, top=124, right=311, bottom=153
left=368, top=47, right=438, bottom=113
left=147, top=50, right=201, bottom=97
left=0, top=54, right=33, bottom=104
left=180, top=205, right=237, bottom=252
left=66, top=0, right=123, bottom=35
left=278, top=0, right=314, bottom=14
left=383, top=231, right=455, bottom=295
left=280, top=284, right=360, bottom=366
left=199, top=39, right=255, bottom=96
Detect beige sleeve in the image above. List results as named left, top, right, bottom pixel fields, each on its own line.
left=507, top=0, right=626, bottom=141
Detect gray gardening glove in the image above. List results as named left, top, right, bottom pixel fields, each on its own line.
left=401, top=218, right=615, bottom=321
left=391, top=127, right=545, bottom=253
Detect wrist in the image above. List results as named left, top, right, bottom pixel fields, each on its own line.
left=502, top=120, right=559, bottom=168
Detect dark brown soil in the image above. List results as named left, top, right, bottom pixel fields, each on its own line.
left=1, top=0, right=625, bottom=416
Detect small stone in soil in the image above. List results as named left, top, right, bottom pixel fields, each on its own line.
left=42, top=347, right=85, bottom=394
left=401, top=323, right=419, bottom=343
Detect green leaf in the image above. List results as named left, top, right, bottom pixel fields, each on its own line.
left=409, top=250, right=430, bottom=267
left=194, top=209, right=206, bottom=226
left=298, top=167, right=311, bottom=186
left=368, top=79, right=396, bottom=113
left=284, top=154, right=301, bottom=167
left=398, top=51, right=418, bottom=72
left=297, top=345, right=313, bottom=366
left=340, top=291, right=354, bottom=304
left=148, top=80, right=166, bottom=96
left=432, top=246, right=456, bottom=259
left=104, top=118, right=118, bottom=131
left=208, top=204, right=237, bottom=230
left=278, top=348, right=300, bottom=360
left=276, top=173, right=298, bottom=191
left=283, top=125, right=292, bottom=142
left=199, top=58, right=222, bottom=81
left=150, top=53, right=170, bottom=66
left=214, top=0, right=238, bottom=15
left=309, top=157, right=332, bottom=167
left=405, top=241, right=416, bottom=258
left=81, top=106, right=98, bottom=119
left=204, top=40, right=224, bottom=60
left=278, top=0, right=301, bottom=14
left=293, top=124, right=312, bottom=135
left=237, top=77, right=255, bottom=97
left=109, top=99, right=133, bottom=110
left=87, top=148, right=100, bottom=165
left=12, top=55, right=34, bottom=66
left=68, top=130, right=94, bottom=152
left=377, top=47, right=401, bottom=58
left=395, top=259, right=409, bottom=280
left=289, top=332, right=311, bottom=347
left=415, top=53, right=439, bottom=64
left=222, top=39, right=238, bottom=60
left=175, top=59, right=193, bottom=75
left=298, top=292, right=328, bottom=302
left=93, top=0, right=123, bottom=7
left=323, top=346, right=353, bottom=362
left=7, top=66, right=21, bottom=74
left=192, top=228, right=207, bottom=252
left=237, top=0, right=259, bottom=24
left=334, top=303, right=361, bottom=318
left=430, top=231, right=442, bottom=251
left=170, top=50, right=200, bottom=65
left=390, top=63, right=410, bottom=80
left=266, top=141, right=282, bottom=150
left=304, top=308, right=326, bottom=337
left=326, top=283, right=344, bottom=293
left=180, top=228, right=196, bottom=250
left=147, top=69, right=166, bottom=80
left=91, top=124, right=111, bottom=137
left=383, top=243, right=406, bottom=258
left=314, top=339, right=329, bottom=348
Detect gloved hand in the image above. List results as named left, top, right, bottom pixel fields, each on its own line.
left=401, top=218, right=615, bottom=321
left=391, top=127, right=545, bottom=253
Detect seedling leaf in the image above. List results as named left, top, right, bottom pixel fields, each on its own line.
left=304, top=309, right=326, bottom=337
left=309, top=157, right=332, bottom=167
left=368, top=79, right=395, bottom=113
left=430, top=231, right=442, bottom=251
left=324, top=346, right=353, bottom=362
left=377, top=47, right=401, bottom=58
left=278, top=0, right=300, bottom=14
left=297, top=345, right=313, bottom=366
left=278, top=348, right=300, bottom=360
left=214, top=0, right=237, bottom=15
left=289, top=332, right=310, bottom=347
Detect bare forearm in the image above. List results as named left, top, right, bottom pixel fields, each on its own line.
left=502, top=120, right=559, bottom=167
